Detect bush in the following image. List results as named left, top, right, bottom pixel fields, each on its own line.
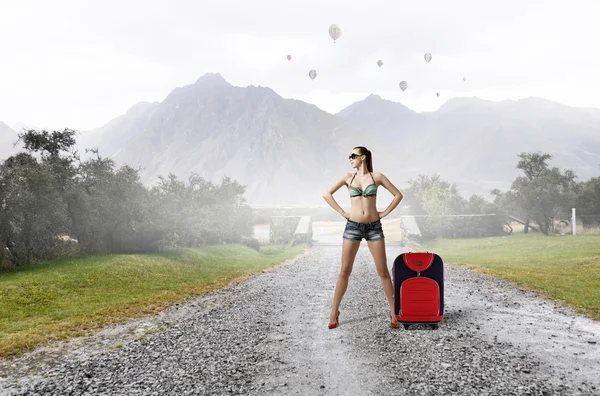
left=241, top=236, right=261, bottom=251
left=416, top=215, right=506, bottom=240
left=0, top=129, right=256, bottom=268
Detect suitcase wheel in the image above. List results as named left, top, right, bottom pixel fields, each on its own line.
left=431, top=324, right=439, bottom=330
left=403, top=324, right=410, bottom=330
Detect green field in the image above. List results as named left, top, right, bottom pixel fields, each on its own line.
left=0, top=244, right=307, bottom=358
left=415, top=234, right=600, bottom=321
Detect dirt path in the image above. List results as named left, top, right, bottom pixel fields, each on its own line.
left=1, top=244, right=599, bottom=395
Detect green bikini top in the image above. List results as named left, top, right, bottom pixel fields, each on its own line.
left=348, top=172, right=378, bottom=197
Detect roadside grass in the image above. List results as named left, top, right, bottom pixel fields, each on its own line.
left=0, top=243, right=307, bottom=359
left=414, top=234, right=600, bottom=321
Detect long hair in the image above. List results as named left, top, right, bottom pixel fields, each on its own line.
left=353, top=146, right=373, bottom=172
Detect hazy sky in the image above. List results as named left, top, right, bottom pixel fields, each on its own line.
left=1, top=0, right=599, bottom=131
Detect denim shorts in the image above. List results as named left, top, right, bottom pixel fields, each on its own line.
left=342, top=219, right=385, bottom=242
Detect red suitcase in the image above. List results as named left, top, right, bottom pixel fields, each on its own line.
left=392, top=252, right=444, bottom=330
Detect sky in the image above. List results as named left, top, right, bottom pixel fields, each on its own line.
left=1, top=0, right=599, bottom=131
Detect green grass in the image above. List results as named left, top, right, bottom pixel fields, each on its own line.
left=0, top=244, right=307, bottom=359
left=415, top=234, right=600, bottom=321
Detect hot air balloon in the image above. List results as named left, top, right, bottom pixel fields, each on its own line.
left=399, top=81, right=408, bottom=91
left=436, top=92, right=440, bottom=97
left=309, top=69, right=317, bottom=80
left=377, top=60, right=383, bottom=68
left=424, top=53, right=432, bottom=63
left=287, top=55, right=292, bottom=61
left=329, top=24, right=342, bottom=43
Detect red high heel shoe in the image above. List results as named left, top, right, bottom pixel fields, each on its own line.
left=390, top=313, right=399, bottom=329
left=328, top=311, right=340, bottom=329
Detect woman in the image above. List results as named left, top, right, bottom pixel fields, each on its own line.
left=321, top=146, right=403, bottom=329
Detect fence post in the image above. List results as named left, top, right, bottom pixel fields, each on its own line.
left=572, top=208, right=576, bottom=235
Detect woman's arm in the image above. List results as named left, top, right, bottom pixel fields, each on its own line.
left=377, top=173, right=403, bottom=217
left=322, top=173, right=350, bottom=217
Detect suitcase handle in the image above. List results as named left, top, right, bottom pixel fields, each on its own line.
left=402, top=252, right=435, bottom=273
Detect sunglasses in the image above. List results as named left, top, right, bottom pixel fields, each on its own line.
left=349, top=153, right=363, bottom=160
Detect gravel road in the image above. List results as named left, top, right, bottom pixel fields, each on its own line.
left=1, top=243, right=599, bottom=395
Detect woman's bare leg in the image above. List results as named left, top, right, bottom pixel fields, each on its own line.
left=367, top=238, right=399, bottom=325
left=330, top=238, right=361, bottom=323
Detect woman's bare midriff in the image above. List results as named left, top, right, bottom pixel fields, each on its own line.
left=348, top=197, right=379, bottom=223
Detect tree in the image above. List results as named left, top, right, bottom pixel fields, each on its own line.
left=490, top=188, right=520, bottom=234
left=403, top=174, right=503, bottom=238
left=0, top=153, right=70, bottom=265
left=509, top=152, right=578, bottom=235
left=575, top=176, right=600, bottom=227
left=403, top=174, right=465, bottom=215
left=70, top=151, right=150, bottom=254
left=512, top=152, right=552, bottom=233
left=1, top=128, right=258, bottom=268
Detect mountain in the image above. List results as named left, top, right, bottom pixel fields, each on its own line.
left=581, top=107, right=600, bottom=119
left=13, top=73, right=599, bottom=206
left=78, top=100, right=160, bottom=159
left=11, top=122, right=38, bottom=133
left=78, top=73, right=367, bottom=205
left=0, top=122, right=19, bottom=161
left=336, top=94, right=423, bottom=136
left=337, top=95, right=439, bottom=181
left=337, top=95, right=600, bottom=197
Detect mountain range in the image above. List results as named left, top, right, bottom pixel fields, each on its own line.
left=0, top=122, right=19, bottom=161
left=2, top=73, right=599, bottom=206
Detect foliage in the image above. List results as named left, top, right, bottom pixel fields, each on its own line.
left=403, top=174, right=504, bottom=239
left=493, top=152, right=579, bottom=235
left=0, top=129, right=254, bottom=269
left=575, top=176, right=600, bottom=226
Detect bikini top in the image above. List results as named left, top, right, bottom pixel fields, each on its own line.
left=348, top=172, right=377, bottom=197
